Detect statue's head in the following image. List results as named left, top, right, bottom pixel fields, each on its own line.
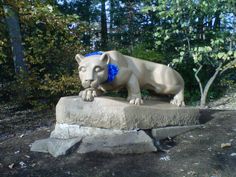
left=75, top=53, right=110, bottom=89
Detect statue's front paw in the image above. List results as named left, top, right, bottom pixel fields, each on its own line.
left=129, top=98, right=143, bottom=105
left=79, top=89, right=97, bottom=101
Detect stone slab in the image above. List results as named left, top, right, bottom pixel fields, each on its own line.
left=50, top=124, right=132, bottom=139
left=31, top=128, right=156, bottom=156
left=77, top=130, right=157, bottom=154
left=30, top=137, right=82, bottom=157
left=151, top=125, right=203, bottom=139
left=56, top=96, right=200, bottom=130
left=30, top=139, right=50, bottom=153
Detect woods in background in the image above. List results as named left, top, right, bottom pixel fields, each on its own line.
left=0, top=0, right=235, bottom=108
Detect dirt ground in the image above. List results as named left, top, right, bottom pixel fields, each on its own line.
left=0, top=103, right=236, bottom=177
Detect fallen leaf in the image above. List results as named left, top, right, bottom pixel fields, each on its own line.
left=19, top=161, right=27, bottom=168
left=65, top=171, right=71, bottom=175
left=8, top=163, right=14, bottom=169
left=14, top=150, right=20, bottom=154
left=24, top=155, right=30, bottom=158
left=187, top=171, right=196, bottom=175
left=19, top=134, right=24, bottom=138
left=230, top=153, right=236, bottom=157
left=221, top=143, right=231, bottom=148
left=160, top=155, right=170, bottom=161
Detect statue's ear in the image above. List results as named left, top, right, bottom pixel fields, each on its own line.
left=100, top=53, right=110, bottom=64
left=75, top=54, right=84, bottom=64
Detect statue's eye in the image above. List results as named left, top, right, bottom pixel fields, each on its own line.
left=79, top=66, right=86, bottom=72
left=94, top=66, right=103, bottom=72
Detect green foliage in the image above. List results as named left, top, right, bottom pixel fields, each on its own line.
left=130, top=44, right=165, bottom=63
left=39, top=74, right=81, bottom=99
left=2, top=71, right=81, bottom=108
left=119, top=44, right=165, bottom=63
left=143, top=0, right=236, bottom=105
left=19, top=3, right=86, bottom=77
left=0, top=1, right=86, bottom=107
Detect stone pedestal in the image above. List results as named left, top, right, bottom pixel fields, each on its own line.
left=56, top=96, right=200, bottom=130
left=31, top=96, right=201, bottom=157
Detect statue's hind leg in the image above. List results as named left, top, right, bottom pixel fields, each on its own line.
left=149, top=82, right=185, bottom=107
left=170, top=89, right=185, bottom=107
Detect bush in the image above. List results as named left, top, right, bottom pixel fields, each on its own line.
left=0, top=2, right=87, bottom=108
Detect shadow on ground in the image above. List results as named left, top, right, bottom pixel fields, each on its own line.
left=0, top=104, right=236, bottom=177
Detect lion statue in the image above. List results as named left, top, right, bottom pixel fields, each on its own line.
left=75, top=50, right=185, bottom=106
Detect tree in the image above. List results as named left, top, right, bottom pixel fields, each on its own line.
left=0, top=0, right=87, bottom=106
left=109, top=0, right=114, bottom=31
left=143, top=0, right=236, bottom=107
left=1, top=0, right=27, bottom=74
left=101, top=0, right=108, bottom=49
left=191, top=40, right=236, bottom=107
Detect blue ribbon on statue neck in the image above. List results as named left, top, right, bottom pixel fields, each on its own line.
left=84, top=51, right=119, bottom=83
left=84, top=51, right=104, bottom=57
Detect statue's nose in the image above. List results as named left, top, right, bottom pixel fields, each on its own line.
left=85, top=72, right=94, bottom=82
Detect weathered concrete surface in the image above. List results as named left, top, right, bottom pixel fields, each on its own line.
left=31, top=128, right=156, bottom=156
left=56, top=96, right=200, bottom=130
left=30, top=137, right=82, bottom=157
left=30, top=139, right=49, bottom=153
left=151, top=125, right=203, bottom=139
left=50, top=124, right=131, bottom=139
left=77, top=130, right=157, bottom=154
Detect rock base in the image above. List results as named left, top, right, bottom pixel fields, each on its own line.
left=31, top=124, right=202, bottom=157
left=31, top=137, right=82, bottom=157
left=56, top=96, right=200, bottom=130
left=31, top=126, right=156, bottom=157
left=31, top=96, right=201, bottom=157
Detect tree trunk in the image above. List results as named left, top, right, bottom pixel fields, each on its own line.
left=200, top=63, right=222, bottom=108
left=126, top=1, right=135, bottom=53
left=194, top=64, right=203, bottom=97
left=213, top=11, right=221, bottom=31
left=2, top=1, right=27, bottom=74
left=84, top=0, right=91, bottom=47
left=101, top=0, right=108, bottom=50
left=198, top=16, right=204, bottom=40
left=109, top=0, right=114, bottom=31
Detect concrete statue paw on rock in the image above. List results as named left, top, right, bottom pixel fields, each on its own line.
left=31, top=51, right=200, bottom=157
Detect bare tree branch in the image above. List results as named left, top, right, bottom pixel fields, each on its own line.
left=200, top=63, right=223, bottom=107
left=220, top=59, right=236, bottom=75
left=194, top=64, right=203, bottom=96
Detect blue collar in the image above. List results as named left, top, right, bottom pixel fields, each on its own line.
left=84, top=51, right=119, bottom=83
left=84, top=51, right=103, bottom=57
left=106, top=64, right=119, bottom=83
